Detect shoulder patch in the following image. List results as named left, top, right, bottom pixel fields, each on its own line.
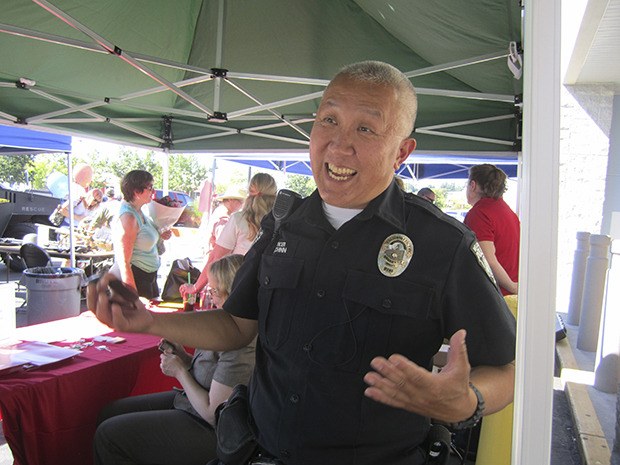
left=470, top=241, right=497, bottom=286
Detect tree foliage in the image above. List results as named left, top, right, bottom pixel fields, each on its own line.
left=0, top=154, right=35, bottom=184
left=284, top=174, right=316, bottom=197
left=30, top=154, right=71, bottom=189
left=24, top=148, right=211, bottom=196
left=168, top=153, right=209, bottom=194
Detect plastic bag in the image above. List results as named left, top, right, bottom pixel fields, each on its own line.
left=48, top=204, right=65, bottom=227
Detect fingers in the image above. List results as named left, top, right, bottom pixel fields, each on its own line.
left=86, top=280, right=98, bottom=312
left=90, top=273, right=129, bottom=328
left=443, top=329, right=471, bottom=377
left=363, top=355, right=427, bottom=409
left=364, top=329, right=474, bottom=419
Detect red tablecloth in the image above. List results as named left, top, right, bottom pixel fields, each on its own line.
left=0, top=312, right=177, bottom=465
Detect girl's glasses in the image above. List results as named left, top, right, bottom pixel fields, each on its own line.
left=207, top=287, right=224, bottom=298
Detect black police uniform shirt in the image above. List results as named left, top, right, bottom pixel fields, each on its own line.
left=224, top=181, right=517, bottom=465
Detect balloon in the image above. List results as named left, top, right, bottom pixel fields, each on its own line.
left=46, top=171, right=69, bottom=198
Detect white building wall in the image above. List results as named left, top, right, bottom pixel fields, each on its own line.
left=556, top=85, right=611, bottom=312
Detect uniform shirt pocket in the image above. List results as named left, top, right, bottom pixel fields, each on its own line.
left=341, top=269, right=439, bottom=366
left=258, top=254, right=304, bottom=349
left=343, top=269, right=436, bottom=320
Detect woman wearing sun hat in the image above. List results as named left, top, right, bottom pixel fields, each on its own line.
left=181, top=172, right=277, bottom=301
left=202, top=186, right=246, bottom=254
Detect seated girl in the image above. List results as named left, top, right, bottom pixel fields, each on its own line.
left=93, top=254, right=254, bottom=465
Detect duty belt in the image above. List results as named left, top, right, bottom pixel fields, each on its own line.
left=248, top=453, right=284, bottom=465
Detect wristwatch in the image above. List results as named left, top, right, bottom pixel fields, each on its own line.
left=449, top=382, right=485, bottom=430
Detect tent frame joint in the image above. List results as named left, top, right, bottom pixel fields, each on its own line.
left=210, top=111, right=228, bottom=122
left=161, top=115, right=174, bottom=148
left=15, top=78, right=35, bottom=90
left=211, top=68, right=228, bottom=78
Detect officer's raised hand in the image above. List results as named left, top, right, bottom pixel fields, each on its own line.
left=363, top=329, right=478, bottom=424
left=87, top=273, right=154, bottom=334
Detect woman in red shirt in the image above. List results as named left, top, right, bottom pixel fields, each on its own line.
left=464, top=164, right=520, bottom=295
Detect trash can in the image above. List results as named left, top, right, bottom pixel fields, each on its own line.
left=22, top=267, right=85, bottom=325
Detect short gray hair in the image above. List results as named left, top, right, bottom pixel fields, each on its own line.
left=332, top=61, right=417, bottom=136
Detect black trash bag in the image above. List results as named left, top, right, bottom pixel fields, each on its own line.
left=160, top=257, right=201, bottom=302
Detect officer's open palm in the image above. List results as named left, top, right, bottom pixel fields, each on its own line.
left=363, top=329, right=477, bottom=423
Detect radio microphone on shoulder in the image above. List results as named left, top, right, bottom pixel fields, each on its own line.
left=272, top=189, right=302, bottom=238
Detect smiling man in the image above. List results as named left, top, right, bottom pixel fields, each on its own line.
left=90, top=61, right=516, bottom=465
left=309, top=69, right=417, bottom=209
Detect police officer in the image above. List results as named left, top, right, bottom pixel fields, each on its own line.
left=90, top=61, right=516, bottom=465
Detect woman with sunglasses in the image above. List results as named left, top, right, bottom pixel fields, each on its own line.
left=110, top=170, right=171, bottom=298
left=94, top=254, right=255, bottom=465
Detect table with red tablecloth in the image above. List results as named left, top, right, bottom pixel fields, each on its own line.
left=0, top=311, right=177, bottom=465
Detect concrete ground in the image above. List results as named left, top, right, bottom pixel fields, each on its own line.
left=0, top=254, right=615, bottom=464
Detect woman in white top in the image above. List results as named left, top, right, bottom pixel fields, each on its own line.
left=180, top=172, right=277, bottom=299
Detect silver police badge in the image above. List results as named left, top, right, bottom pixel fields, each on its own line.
left=378, top=234, right=414, bottom=277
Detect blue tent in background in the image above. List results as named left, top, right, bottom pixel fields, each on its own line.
left=0, top=125, right=71, bottom=155
left=218, top=152, right=518, bottom=180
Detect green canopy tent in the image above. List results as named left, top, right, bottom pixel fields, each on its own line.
left=0, top=0, right=522, bottom=161
left=0, top=2, right=569, bottom=463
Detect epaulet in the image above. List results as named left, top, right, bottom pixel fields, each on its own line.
left=403, top=192, right=473, bottom=237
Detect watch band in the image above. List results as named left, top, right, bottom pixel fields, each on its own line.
left=449, top=382, right=486, bottom=430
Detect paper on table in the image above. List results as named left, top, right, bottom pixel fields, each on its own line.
left=0, top=282, right=16, bottom=344
left=0, top=341, right=81, bottom=372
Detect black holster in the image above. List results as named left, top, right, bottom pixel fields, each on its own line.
left=214, top=384, right=259, bottom=465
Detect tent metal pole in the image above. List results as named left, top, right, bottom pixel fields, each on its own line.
left=213, top=0, right=226, bottom=112
left=0, top=22, right=330, bottom=86
left=228, top=91, right=324, bottom=119
left=225, top=72, right=330, bottom=87
left=223, top=80, right=310, bottom=139
left=174, top=131, right=238, bottom=145
left=26, top=89, right=106, bottom=121
left=405, top=51, right=508, bottom=78
left=174, top=119, right=241, bottom=131
left=162, top=149, right=170, bottom=196
left=108, top=120, right=164, bottom=144
left=0, top=22, right=218, bottom=76
left=239, top=131, right=310, bottom=146
left=25, top=88, right=168, bottom=142
left=32, top=0, right=215, bottom=117
left=27, top=101, right=108, bottom=123
left=417, top=114, right=515, bottom=131
left=119, top=75, right=214, bottom=101
left=415, top=129, right=515, bottom=146
left=0, top=111, right=17, bottom=122
left=243, top=120, right=310, bottom=132
left=415, top=87, right=514, bottom=103
left=31, top=118, right=104, bottom=124
left=114, top=102, right=214, bottom=121
left=66, top=152, right=75, bottom=268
